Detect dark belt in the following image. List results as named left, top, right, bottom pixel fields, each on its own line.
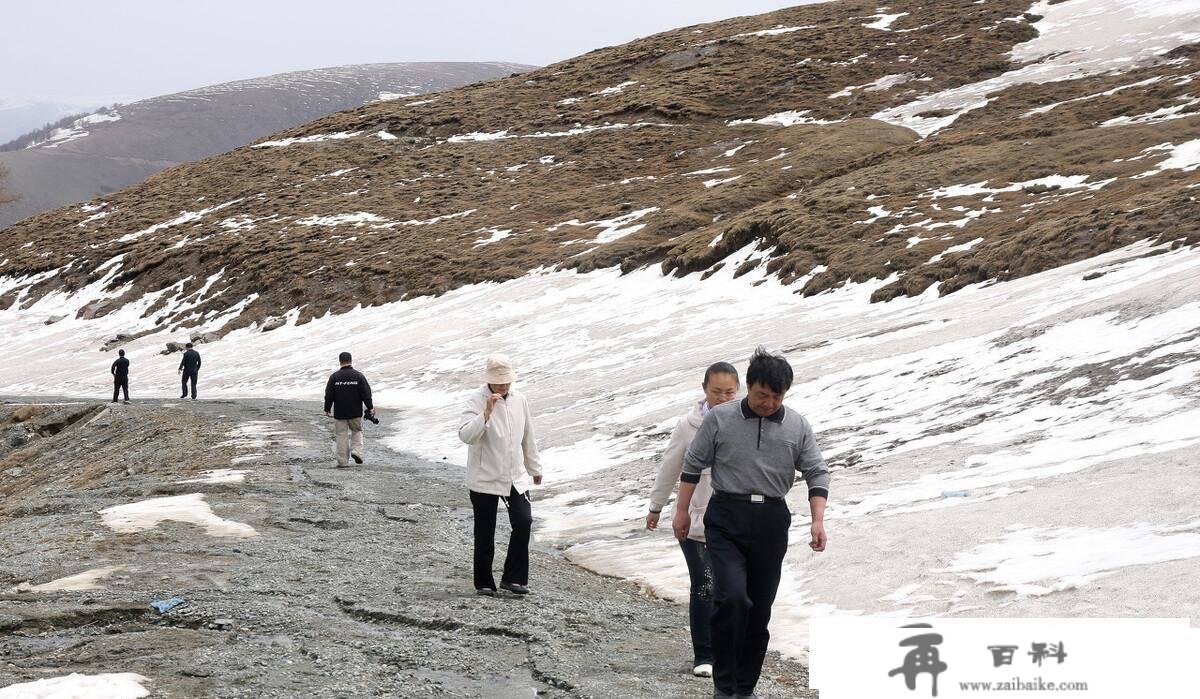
left=713, top=490, right=784, bottom=504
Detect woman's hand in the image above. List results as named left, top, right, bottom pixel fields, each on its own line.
left=645, top=511, right=660, bottom=530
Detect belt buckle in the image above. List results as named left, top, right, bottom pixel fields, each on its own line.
left=750, top=494, right=765, bottom=503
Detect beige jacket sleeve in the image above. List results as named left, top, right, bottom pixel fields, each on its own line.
left=647, top=417, right=688, bottom=513
left=458, top=391, right=488, bottom=445
left=521, top=395, right=542, bottom=477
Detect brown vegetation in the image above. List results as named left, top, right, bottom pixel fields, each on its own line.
left=0, top=0, right=1196, bottom=333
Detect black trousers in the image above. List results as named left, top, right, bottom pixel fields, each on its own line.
left=469, top=486, right=532, bottom=590
left=704, top=497, right=791, bottom=696
left=181, top=370, right=198, bottom=398
left=112, top=378, right=129, bottom=402
left=679, top=537, right=714, bottom=666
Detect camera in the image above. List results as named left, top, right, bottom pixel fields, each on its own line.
left=364, top=411, right=380, bottom=425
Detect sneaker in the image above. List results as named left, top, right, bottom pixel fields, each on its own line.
left=351, top=453, right=363, bottom=465
left=335, top=463, right=350, bottom=469
left=693, top=663, right=713, bottom=678
left=123, top=400, right=130, bottom=404
left=499, top=581, right=529, bottom=595
left=475, top=587, right=497, bottom=597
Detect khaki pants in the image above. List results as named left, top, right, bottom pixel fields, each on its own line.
left=333, top=418, right=364, bottom=466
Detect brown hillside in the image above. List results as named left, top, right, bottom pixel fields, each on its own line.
left=1, top=0, right=1197, bottom=333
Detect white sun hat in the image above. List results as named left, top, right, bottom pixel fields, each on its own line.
left=483, top=354, right=517, bottom=384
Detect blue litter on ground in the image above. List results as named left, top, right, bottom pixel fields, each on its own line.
left=151, top=597, right=187, bottom=614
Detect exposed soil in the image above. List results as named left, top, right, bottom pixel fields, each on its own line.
left=0, top=398, right=816, bottom=698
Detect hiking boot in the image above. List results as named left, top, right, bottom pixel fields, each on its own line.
left=351, top=453, right=363, bottom=464
left=475, top=587, right=497, bottom=597
left=692, top=663, right=713, bottom=677
left=499, top=581, right=529, bottom=595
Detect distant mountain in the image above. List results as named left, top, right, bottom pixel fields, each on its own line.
left=0, top=100, right=108, bottom=144
left=0, top=62, right=532, bottom=229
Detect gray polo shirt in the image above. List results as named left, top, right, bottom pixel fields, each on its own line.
left=682, top=398, right=830, bottom=500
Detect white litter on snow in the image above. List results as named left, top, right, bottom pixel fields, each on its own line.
left=99, top=494, right=257, bottom=538
left=874, top=0, right=1200, bottom=136
left=0, top=673, right=150, bottom=699
left=12, top=565, right=124, bottom=593
left=177, top=468, right=249, bottom=484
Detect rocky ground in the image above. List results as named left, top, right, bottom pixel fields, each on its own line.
left=0, top=398, right=816, bottom=698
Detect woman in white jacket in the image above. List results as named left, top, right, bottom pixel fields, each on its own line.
left=458, top=354, right=543, bottom=596
left=645, top=362, right=740, bottom=678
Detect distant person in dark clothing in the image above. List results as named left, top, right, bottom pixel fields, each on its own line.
left=323, top=351, right=374, bottom=468
left=111, top=349, right=130, bottom=403
left=179, top=343, right=202, bottom=399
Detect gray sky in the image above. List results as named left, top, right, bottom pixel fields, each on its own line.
left=2, top=1, right=817, bottom=106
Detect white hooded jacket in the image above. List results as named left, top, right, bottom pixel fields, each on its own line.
left=458, top=385, right=542, bottom=496
left=647, top=399, right=713, bottom=542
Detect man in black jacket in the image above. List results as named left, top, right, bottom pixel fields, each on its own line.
left=179, top=343, right=202, bottom=399
left=323, top=352, right=374, bottom=467
left=111, top=349, right=130, bottom=403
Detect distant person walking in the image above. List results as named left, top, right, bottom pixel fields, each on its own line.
left=675, top=347, right=830, bottom=699
left=110, top=349, right=130, bottom=403
left=178, top=342, right=202, bottom=399
left=457, top=354, right=542, bottom=597
left=323, top=352, right=374, bottom=468
left=645, top=361, right=740, bottom=679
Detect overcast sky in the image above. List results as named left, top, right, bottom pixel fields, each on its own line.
left=1, top=1, right=819, bottom=107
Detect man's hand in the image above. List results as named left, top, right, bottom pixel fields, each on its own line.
left=483, top=393, right=503, bottom=421
left=178, top=367, right=183, bottom=374
left=646, top=511, right=660, bottom=530
left=324, top=410, right=331, bottom=417
left=672, top=508, right=690, bottom=542
left=810, top=520, right=827, bottom=552
left=532, top=475, right=542, bottom=486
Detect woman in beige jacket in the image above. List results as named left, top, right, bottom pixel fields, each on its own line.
left=459, top=355, right=543, bottom=596
left=646, top=362, right=739, bottom=678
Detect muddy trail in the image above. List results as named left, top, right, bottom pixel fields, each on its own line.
left=0, top=398, right=816, bottom=698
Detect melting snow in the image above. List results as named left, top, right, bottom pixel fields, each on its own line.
left=253, top=131, right=363, bottom=148
left=99, top=494, right=257, bottom=538
left=0, top=673, right=150, bottom=699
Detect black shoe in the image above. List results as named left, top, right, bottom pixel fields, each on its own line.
left=123, top=400, right=130, bottom=404
left=351, top=453, right=363, bottom=464
left=180, top=394, right=187, bottom=399
left=191, top=396, right=197, bottom=400
left=499, top=581, right=529, bottom=595
left=475, top=587, right=496, bottom=597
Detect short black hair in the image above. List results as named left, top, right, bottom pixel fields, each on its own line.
left=702, top=361, right=739, bottom=387
left=338, top=352, right=352, bottom=364
left=118, top=349, right=125, bottom=356
left=746, top=346, right=792, bottom=394
left=185, top=342, right=193, bottom=348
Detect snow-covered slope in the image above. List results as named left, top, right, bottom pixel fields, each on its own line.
left=1, top=0, right=1198, bottom=660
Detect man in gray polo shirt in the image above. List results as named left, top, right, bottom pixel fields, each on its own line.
left=673, top=347, right=830, bottom=699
